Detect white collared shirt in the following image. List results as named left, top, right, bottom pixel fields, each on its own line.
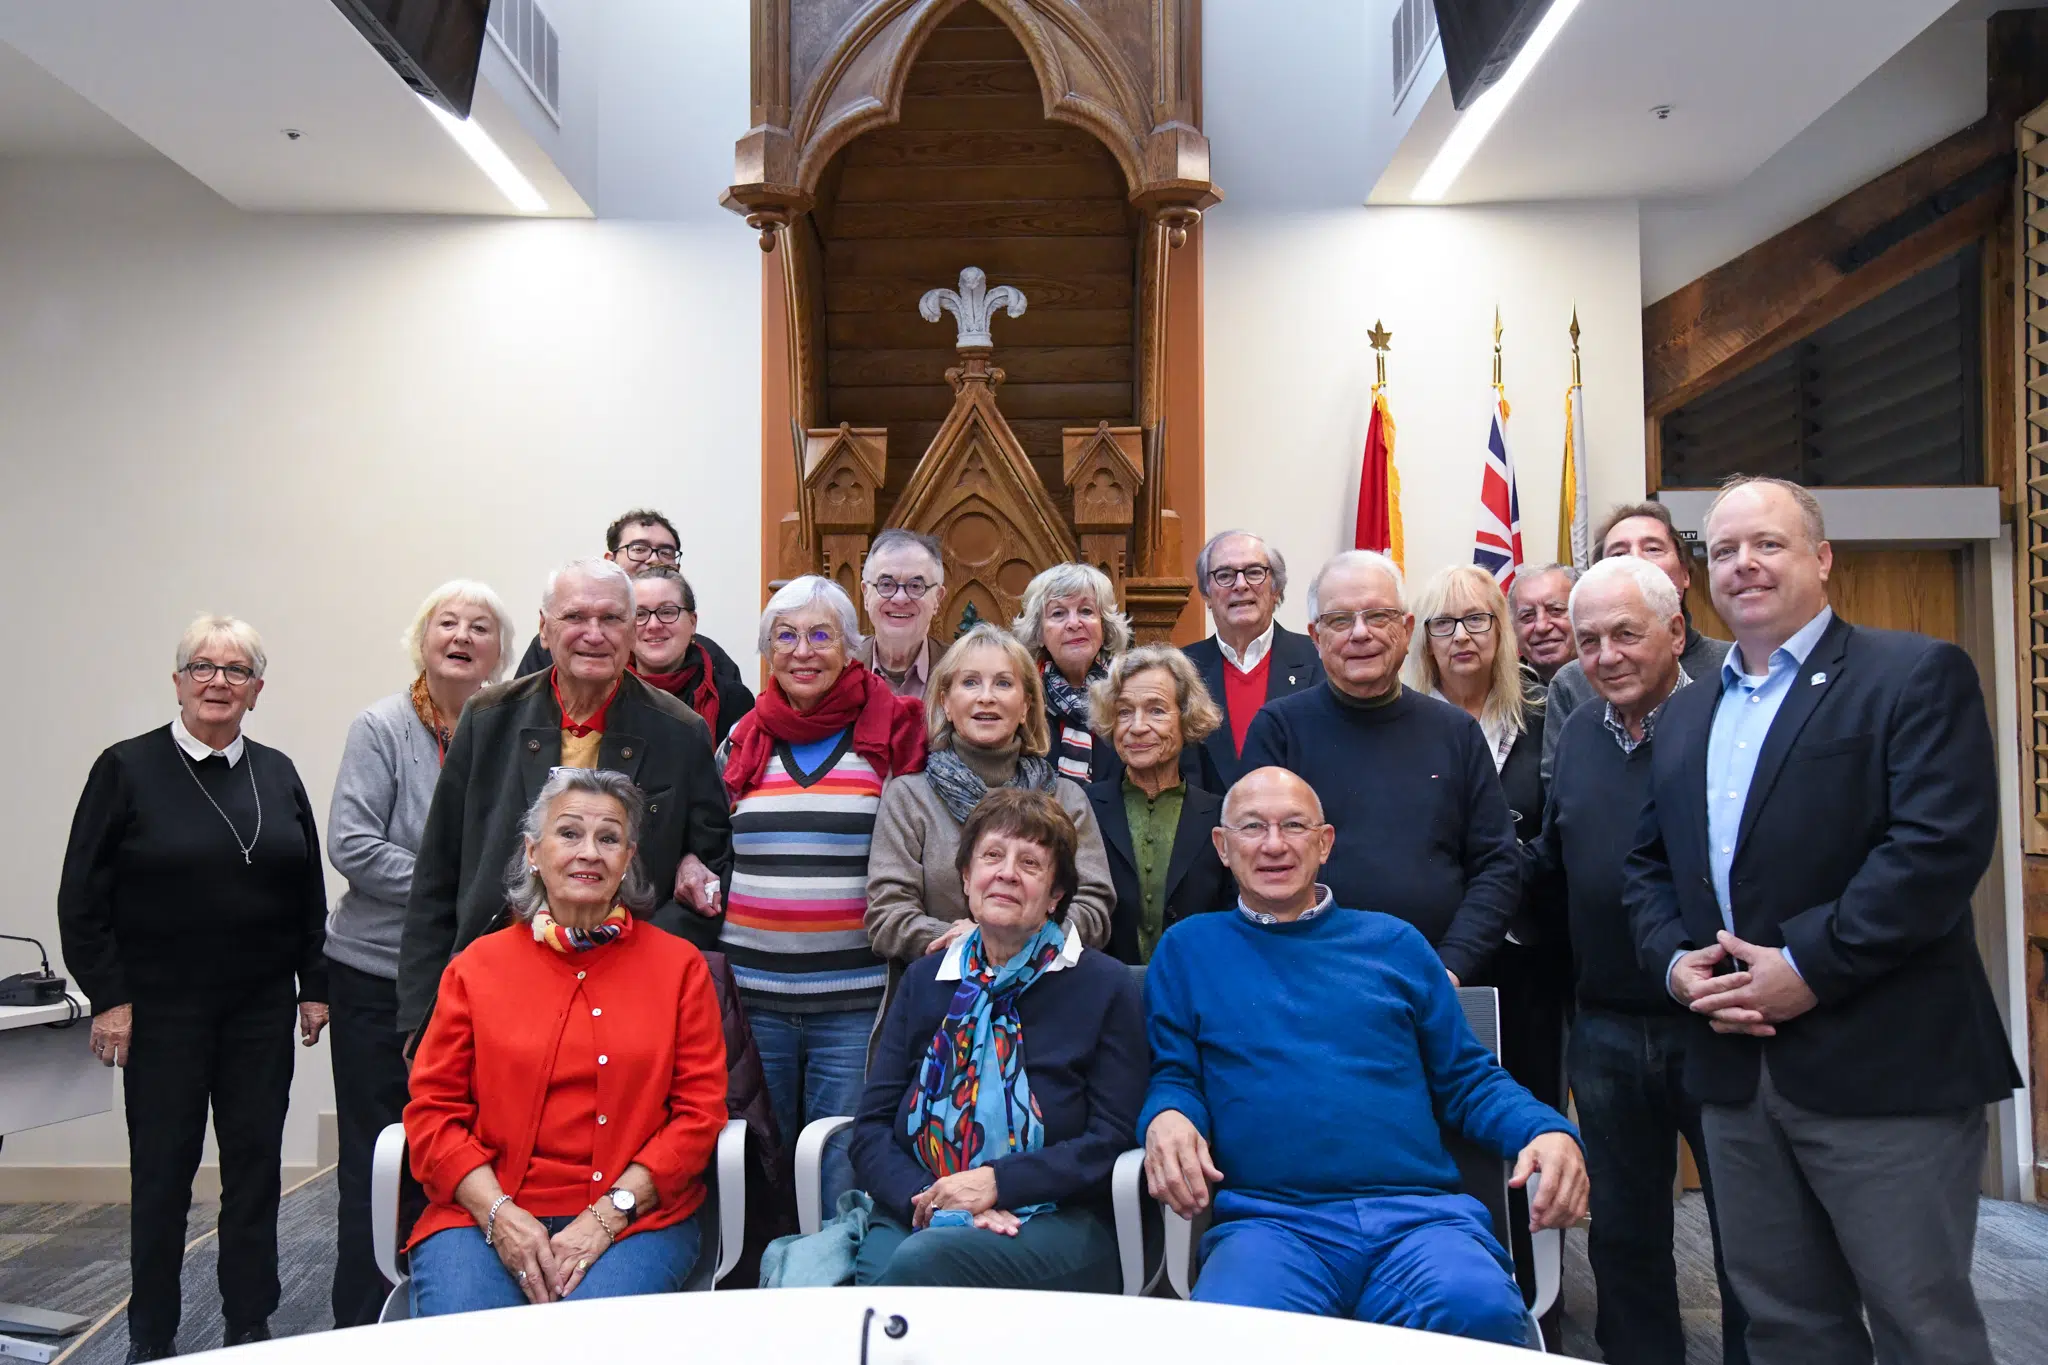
left=1428, top=690, right=1517, bottom=773
left=1217, top=621, right=1277, bottom=673
left=936, top=924, right=1085, bottom=980
left=171, top=717, right=245, bottom=767
left=1237, top=882, right=1336, bottom=926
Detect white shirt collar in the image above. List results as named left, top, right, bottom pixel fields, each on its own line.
left=1217, top=620, right=1277, bottom=672
left=1429, top=689, right=1517, bottom=773
left=171, top=717, right=245, bottom=767
left=1237, top=883, right=1336, bottom=926
left=936, top=924, right=1085, bottom=980
left=1725, top=606, right=1835, bottom=683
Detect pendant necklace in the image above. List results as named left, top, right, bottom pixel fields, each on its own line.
left=174, top=731, right=262, bottom=864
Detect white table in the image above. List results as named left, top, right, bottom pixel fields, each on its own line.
left=1, top=996, right=110, bottom=1345
left=196, top=1286, right=1535, bottom=1362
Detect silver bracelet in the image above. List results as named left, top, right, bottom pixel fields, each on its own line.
left=483, top=1194, right=513, bottom=1246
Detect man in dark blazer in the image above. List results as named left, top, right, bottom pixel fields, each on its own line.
left=1625, top=477, right=2017, bottom=1365
left=397, top=559, right=733, bottom=1036
left=1181, top=530, right=1323, bottom=794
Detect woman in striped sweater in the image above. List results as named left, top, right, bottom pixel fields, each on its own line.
left=714, top=576, right=927, bottom=1211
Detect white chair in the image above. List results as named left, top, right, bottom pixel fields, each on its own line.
left=371, top=1117, right=749, bottom=1321
left=1123, top=986, right=1560, bottom=1350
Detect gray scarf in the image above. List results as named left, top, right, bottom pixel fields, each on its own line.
left=925, top=747, right=1058, bottom=823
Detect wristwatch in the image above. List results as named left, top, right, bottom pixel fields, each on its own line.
left=604, top=1188, right=638, bottom=1224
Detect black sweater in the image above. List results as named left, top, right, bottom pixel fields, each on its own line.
left=850, top=947, right=1146, bottom=1225
left=1239, top=683, right=1519, bottom=983
left=58, top=726, right=329, bottom=1010
left=1523, top=700, right=1675, bottom=1015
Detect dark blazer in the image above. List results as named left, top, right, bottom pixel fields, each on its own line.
left=395, top=670, right=733, bottom=1032
left=1625, top=615, right=2019, bottom=1115
left=1183, top=624, right=1324, bottom=793
left=519, top=631, right=755, bottom=745
left=1085, top=772, right=1237, bottom=964
left=1496, top=705, right=1554, bottom=947
left=850, top=946, right=1146, bottom=1226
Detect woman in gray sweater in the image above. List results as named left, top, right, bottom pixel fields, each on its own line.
left=865, top=625, right=1114, bottom=990
left=324, top=579, right=514, bottom=1327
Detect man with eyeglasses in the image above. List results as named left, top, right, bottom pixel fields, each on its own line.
left=397, top=558, right=734, bottom=1039
left=1141, top=766, right=1585, bottom=1345
left=1182, top=530, right=1323, bottom=793
left=1239, top=550, right=1519, bottom=988
left=852, top=528, right=951, bottom=699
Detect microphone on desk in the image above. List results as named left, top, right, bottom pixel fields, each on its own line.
left=0, top=932, right=68, bottom=1007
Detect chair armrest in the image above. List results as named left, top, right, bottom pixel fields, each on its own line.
left=794, top=1115, right=857, bottom=1235
left=1163, top=1204, right=1194, bottom=1300
left=712, top=1118, right=747, bottom=1285
left=371, top=1123, right=408, bottom=1285
left=1111, top=1148, right=1147, bottom=1296
left=1525, top=1170, right=1561, bottom=1317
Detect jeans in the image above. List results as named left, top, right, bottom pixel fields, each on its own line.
left=408, top=1214, right=702, bottom=1317
left=854, top=1205, right=1121, bottom=1291
left=748, top=1005, right=871, bottom=1213
left=325, top=958, right=411, bottom=1328
left=1569, top=1007, right=1749, bottom=1365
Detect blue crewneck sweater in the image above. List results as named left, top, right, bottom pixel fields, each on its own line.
left=1138, top=905, right=1576, bottom=1205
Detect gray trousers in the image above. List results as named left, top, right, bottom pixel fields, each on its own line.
left=1700, top=1059, right=1992, bottom=1365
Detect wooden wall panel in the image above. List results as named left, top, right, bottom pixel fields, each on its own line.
left=1681, top=548, right=1961, bottom=644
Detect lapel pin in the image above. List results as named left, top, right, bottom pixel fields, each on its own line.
left=1288, top=674, right=1297, bottom=685
left=1810, top=672, right=1827, bottom=686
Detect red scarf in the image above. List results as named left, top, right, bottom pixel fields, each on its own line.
left=722, top=660, right=927, bottom=806
left=631, top=641, right=721, bottom=738
left=551, top=669, right=620, bottom=738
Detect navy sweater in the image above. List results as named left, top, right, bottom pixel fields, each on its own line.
left=851, top=946, right=1146, bottom=1225
left=1238, top=683, right=1519, bottom=982
left=1139, top=907, right=1576, bottom=1205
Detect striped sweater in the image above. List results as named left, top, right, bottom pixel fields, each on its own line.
left=718, top=732, right=888, bottom=1014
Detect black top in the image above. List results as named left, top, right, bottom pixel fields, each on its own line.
left=1239, top=683, right=1519, bottom=983
left=1084, top=771, right=1236, bottom=964
left=1626, top=616, right=2020, bottom=1115
left=1182, top=625, right=1324, bottom=794
left=58, top=727, right=329, bottom=1010
left=850, top=947, right=1146, bottom=1225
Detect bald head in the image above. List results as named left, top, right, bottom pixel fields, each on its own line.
left=1214, top=767, right=1334, bottom=921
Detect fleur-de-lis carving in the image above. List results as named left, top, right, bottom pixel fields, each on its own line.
left=919, top=267, right=1027, bottom=350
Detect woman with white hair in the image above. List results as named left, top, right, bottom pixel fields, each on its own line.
left=714, top=575, right=927, bottom=1210
left=324, top=579, right=513, bottom=1327
left=58, top=614, right=331, bottom=1359
left=1013, top=562, right=1132, bottom=783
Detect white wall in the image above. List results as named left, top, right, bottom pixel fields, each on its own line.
left=0, top=3, right=757, bottom=1179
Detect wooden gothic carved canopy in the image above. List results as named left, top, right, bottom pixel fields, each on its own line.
left=728, top=0, right=1217, bottom=643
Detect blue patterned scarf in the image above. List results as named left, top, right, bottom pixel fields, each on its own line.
left=906, top=919, right=1066, bottom=1226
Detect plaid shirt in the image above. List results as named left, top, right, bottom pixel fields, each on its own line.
left=1601, top=666, right=1691, bottom=755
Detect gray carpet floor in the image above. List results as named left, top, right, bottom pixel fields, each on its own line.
left=4, top=1177, right=2045, bottom=1360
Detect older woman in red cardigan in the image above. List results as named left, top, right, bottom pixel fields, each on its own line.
left=404, top=768, right=727, bottom=1315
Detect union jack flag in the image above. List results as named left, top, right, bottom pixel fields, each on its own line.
left=1472, top=394, right=1524, bottom=591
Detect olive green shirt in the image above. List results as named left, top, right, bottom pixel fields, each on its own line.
left=1122, top=777, right=1185, bottom=962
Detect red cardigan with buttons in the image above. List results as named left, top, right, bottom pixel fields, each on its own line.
left=403, top=919, right=727, bottom=1251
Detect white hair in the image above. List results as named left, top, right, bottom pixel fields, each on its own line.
left=543, top=558, right=635, bottom=614
left=1569, top=554, right=1683, bottom=629
left=502, top=768, right=656, bottom=921
left=757, top=575, right=865, bottom=655
left=1306, top=549, right=1406, bottom=618
left=1012, top=562, right=1133, bottom=658
left=1195, top=530, right=1288, bottom=600
left=403, top=579, right=518, bottom=681
left=176, top=614, right=267, bottom=679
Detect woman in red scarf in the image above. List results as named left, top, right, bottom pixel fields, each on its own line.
left=627, top=565, right=755, bottom=746
left=714, top=575, right=925, bottom=1213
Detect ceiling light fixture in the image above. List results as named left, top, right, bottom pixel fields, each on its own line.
left=420, top=96, right=546, bottom=214
left=1411, top=0, right=1586, bottom=203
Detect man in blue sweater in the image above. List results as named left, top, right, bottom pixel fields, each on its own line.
left=1141, top=767, right=1585, bottom=1346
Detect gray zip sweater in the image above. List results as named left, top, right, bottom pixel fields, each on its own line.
left=324, top=691, right=442, bottom=979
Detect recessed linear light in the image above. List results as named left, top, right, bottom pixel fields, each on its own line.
left=1411, top=0, right=1586, bottom=203
left=420, top=95, right=547, bottom=214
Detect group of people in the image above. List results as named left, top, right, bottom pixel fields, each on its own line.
left=55, top=481, right=2017, bottom=1364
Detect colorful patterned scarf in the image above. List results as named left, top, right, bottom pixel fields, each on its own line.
left=531, top=904, right=633, bottom=954
left=1040, top=657, right=1106, bottom=782
left=906, top=919, right=1065, bottom=1226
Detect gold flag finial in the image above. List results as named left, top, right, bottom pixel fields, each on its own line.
left=1569, top=307, right=1582, bottom=387
left=1491, top=306, right=1504, bottom=392
left=1368, top=319, right=1392, bottom=390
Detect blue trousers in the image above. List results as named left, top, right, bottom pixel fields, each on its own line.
left=853, top=1205, right=1122, bottom=1292
left=1193, top=1191, right=1529, bottom=1347
left=750, top=1005, right=870, bottom=1212
left=408, top=1213, right=700, bottom=1317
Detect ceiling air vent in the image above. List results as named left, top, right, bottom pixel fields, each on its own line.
left=488, top=0, right=559, bottom=123
left=1392, top=0, right=1440, bottom=111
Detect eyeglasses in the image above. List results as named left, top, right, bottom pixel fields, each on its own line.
left=635, top=604, right=687, bottom=625
left=1314, top=608, right=1404, bottom=636
left=1424, top=612, right=1497, bottom=639
left=1224, top=819, right=1323, bottom=843
left=181, top=660, right=257, bottom=686
left=617, top=540, right=680, bottom=565
left=867, top=577, right=931, bottom=601
left=771, top=626, right=841, bottom=654
left=1207, top=565, right=1272, bottom=589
